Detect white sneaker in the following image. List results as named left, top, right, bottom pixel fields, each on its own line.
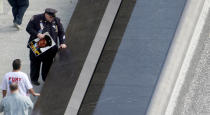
left=14, top=23, right=21, bottom=30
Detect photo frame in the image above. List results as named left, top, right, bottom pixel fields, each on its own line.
left=28, top=32, right=56, bottom=56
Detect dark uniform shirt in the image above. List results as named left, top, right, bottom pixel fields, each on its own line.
left=26, top=13, right=65, bottom=47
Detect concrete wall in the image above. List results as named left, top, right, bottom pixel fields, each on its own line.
left=166, top=0, right=210, bottom=114
left=147, top=0, right=206, bottom=114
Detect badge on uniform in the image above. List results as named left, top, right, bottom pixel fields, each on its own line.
left=28, top=32, right=56, bottom=56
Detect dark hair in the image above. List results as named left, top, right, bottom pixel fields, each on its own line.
left=44, top=35, right=52, bottom=46
left=12, top=59, right=21, bottom=70
left=9, top=83, right=18, bottom=91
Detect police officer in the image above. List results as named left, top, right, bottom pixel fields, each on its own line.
left=8, top=0, right=29, bottom=30
left=26, top=8, right=67, bottom=85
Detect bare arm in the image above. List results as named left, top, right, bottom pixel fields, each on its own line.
left=28, top=89, right=40, bottom=96
left=2, top=90, right=6, bottom=98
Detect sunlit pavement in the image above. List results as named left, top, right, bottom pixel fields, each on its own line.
left=0, top=0, right=77, bottom=114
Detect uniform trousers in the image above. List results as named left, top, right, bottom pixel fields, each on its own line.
left=29, top=47, right=58, bottom=82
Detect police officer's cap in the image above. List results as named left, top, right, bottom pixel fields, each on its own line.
left=45, top=8, right=57, bottom=17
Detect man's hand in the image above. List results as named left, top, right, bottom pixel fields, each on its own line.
left=60, top=44, right=67, bottom=49
left=33, top=93, right=40, bottom=97
left=37, top=33, right=45, bottom=39
left=29, top=89, right=40, bottom=97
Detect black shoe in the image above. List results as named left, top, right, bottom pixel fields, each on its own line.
left=31, top=81, right=40, bottom=86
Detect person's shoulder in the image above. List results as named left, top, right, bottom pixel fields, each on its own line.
left=17, top=93, right=28, bottom=98
left=35, top=13, right=44, bottom=18
left=31, top=13, right=44, bottom=21
left=4, top=72, right=12, bottom=77
left=55, top=16, right=61, bottom=20
left=18, top=72, right=30, bottom=82
left=54, top=17, right=61, bottom=23
left=17, top=94, right=32, bottom=102
left=18, top=71, right=28, bottom=77
left=2, top=95, right=11, bottom=101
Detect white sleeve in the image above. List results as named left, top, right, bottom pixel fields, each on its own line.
left=1, top=75, right=7, bottom=90
left=24, top=74, right=33, bottom=89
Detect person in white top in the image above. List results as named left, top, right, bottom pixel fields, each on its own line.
left=1, top=59, right=40, bottom=97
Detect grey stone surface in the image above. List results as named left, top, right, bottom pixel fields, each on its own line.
left=174, top=9, right=210, bottom=115
left=0, top=0, right=77, bottom=114
left=64, top=0, right=122, bottom=114
left=91, top=0, right=187, bottom=115
left=78, top=0, right=136, bottom=115
left=148, top=0, right=206, bottom=114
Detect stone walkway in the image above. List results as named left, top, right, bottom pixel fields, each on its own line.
left=0, top=0, right=77, bottom=114
left=173, top=10, right=210, bottom=115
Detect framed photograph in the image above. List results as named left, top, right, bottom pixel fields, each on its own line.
left=28, top=32, right=56, bottom=56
